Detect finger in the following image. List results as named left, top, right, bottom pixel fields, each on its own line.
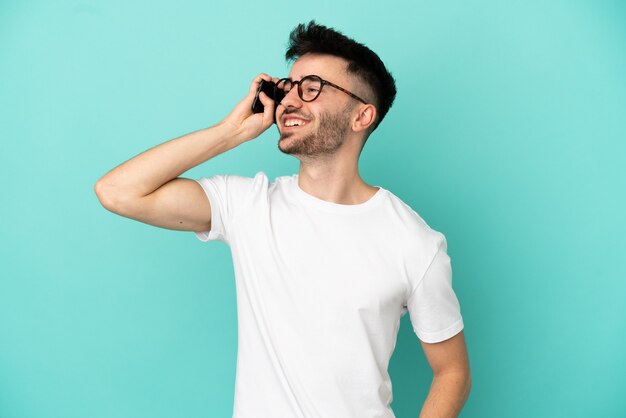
left=249, top=73, right=272, bottom=95
left=259, top=92, right=275, bottom=125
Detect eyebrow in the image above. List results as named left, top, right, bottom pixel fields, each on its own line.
left=291, top=74, right=324, bottom=81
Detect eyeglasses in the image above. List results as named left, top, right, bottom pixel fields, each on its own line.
left=274, top=75, right=368, bottom=105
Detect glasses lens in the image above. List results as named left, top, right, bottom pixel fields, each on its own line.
left=277, top=79, right=291, bottom=93
left=300, top=76, right=322, bottom=101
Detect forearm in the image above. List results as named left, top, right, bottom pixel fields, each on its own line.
left=95, top=121, right=242, bottom=201
left=419, top=371, right=471, bottom=418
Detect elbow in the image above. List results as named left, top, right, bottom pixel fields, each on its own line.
left=464, top=369, right=472, bottom=400
left=94, top=181, right=120, bottom=211
left=455, top=367, right=472, bottom=404
left=433, top=366, right=472, bottom=402
left=94, top=181, right=107, bottom=205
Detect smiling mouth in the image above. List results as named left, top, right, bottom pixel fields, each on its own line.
left=282, top=117, right=310, bottom=129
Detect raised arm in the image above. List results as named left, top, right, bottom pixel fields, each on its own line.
left=94, top=73, right=279, bottom=231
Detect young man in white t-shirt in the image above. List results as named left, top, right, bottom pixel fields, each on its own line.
left=95, top=20, right=471, bottom=418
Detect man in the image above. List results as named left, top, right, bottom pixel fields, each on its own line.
left=95, top=21, right=471, bottom=418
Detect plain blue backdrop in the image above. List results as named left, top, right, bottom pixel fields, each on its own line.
left=1, top=1, right=625, bottom=417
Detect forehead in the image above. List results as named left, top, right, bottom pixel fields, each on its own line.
left=288, top=53, right=350, bottom=83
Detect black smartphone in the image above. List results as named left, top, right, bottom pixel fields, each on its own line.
left=252, top=79, right=277, bottom=114
left=251, top=80, right=285, bottom=123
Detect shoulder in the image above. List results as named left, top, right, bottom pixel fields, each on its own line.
left=222, top=170, right=268, bottom=186
left=194, top=171, right=275, bottom=207
left=217, top=171, right=299, bottom=203
left=382, top=189, right=447, bottom=255
left=203, top=171, right=271, bottom=191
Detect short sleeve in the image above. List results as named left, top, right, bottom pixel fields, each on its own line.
left=406, top=235, right=464, bottom=343
left=192, top=172, right=267, bottom=244
left=193, top=175, right=230, bottom=243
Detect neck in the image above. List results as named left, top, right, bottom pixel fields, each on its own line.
left=296, top=162, right=378, bottom=205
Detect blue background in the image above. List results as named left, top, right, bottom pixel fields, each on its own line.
left=1, top=1, right=625, bottom=417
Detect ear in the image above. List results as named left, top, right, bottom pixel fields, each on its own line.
left=351, top=104, right=377, bottom=133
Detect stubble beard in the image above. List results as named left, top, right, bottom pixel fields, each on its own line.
left=278, top=105, right=353, bottom=158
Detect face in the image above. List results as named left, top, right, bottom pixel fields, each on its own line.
left=276, top=54, right=359, bottom=158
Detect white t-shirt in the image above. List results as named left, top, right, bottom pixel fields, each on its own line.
left=193, top=171, right=463, bottom=418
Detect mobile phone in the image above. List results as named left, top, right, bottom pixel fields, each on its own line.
left=252, top=80, right=285, bottom=119
left=252, top=79, right=277, bottom=114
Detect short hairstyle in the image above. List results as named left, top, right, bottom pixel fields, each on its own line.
left=285, top=20, right=397, bottom=134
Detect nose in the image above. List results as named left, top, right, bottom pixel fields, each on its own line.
left=278, top=85, right=303, bottom=110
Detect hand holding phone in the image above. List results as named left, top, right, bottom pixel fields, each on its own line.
left=219, top=74, right=284, bottom=145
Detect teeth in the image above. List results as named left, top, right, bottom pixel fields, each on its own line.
left=285, top=119, right=307, bottom=127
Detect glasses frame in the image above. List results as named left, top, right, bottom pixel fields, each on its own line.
left=275, top=74, right=368, bottom=105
